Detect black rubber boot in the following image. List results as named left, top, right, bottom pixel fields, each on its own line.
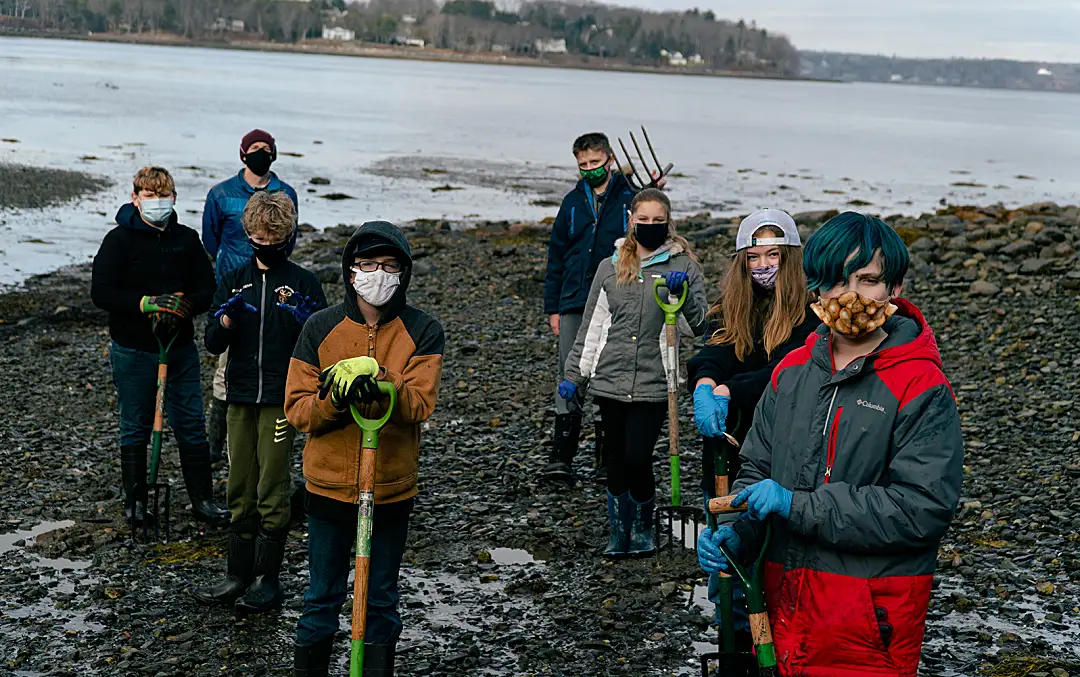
left=542, top=413, right=581, bottom=484
left=603, top=490, right=630, bottom=559
left=235, top=528, right=286, bottom=614
left=188, top=528, right=256, bottom=604
left=593, top=421, right=608, bottom=485
left=120, top=444, right=153, bottom=525
left=363, top=642, right=396, bottom=676
left=178, top=443, right=229, bottom=526
left=207, top=397, right=228, bottom=465
left=294, top=634, right=335, bottom=677
left=627, top=494, right=655, bottom=558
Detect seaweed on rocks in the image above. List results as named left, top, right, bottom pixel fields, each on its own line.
left=0, top=163, right=109, bottom=210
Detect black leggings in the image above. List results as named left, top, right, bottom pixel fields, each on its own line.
left=597, top=397, right=667, bottom=502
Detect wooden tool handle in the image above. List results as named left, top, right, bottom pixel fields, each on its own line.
left=708, top=495, right=746, bottom=514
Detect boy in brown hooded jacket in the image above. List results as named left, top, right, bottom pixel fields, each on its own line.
left=285, top=221, right=444, bottom=676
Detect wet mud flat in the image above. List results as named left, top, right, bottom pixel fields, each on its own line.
left=0, top=163, right=109, bottom=211
left=1, top=203, right=1079, bottom=675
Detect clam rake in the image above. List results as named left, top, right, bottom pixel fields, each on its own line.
left=131, top=317, right=177, bottom=542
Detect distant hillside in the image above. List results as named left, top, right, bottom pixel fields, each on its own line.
left=801, top=51, right=1080, bottom=93
left=0, top=0, right=800, bottom=76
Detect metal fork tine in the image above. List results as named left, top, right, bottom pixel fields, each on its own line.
left=641, top=126, right=664, bottom=176
left=629, top=131, right=654, bottom=182
left=617, top=136, right=646, bottom=191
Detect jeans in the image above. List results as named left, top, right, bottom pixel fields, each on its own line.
left=110, top=340, right=207, bottom=449
left=296, top=498, right=414, bottom=647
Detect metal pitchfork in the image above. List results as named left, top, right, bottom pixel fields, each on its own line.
left=132, top=314, right=177, bottom=542
left=653, top=278, right=705, bottom=553
left=615, top=126, right=674, bottom=191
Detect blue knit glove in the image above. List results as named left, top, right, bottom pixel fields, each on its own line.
left=557, top=380, right=577, bottom=401
left=697, top=525, right=742, bottom=573
left=279, top=294, right=318, bottom=325
left=214, top=292, right=257, bottom=322
left=693, top=383, right=729, bottom=438
left=664, top=270, right=689, bottom=296
left=733, top=479, right=793, bottom=521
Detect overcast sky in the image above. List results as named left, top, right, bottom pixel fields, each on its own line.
left=602, top=0, right=1080, bottom=62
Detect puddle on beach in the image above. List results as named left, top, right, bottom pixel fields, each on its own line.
left=0, top=520, right=103, bottom=639
left=488, top=547, right=545, bottom=566
left=659, top=514, right=705, bottom=551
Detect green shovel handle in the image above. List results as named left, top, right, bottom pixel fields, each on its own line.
left=349, top=381, right=398, bottom=449
left=653, top=277, right=688, bottom=325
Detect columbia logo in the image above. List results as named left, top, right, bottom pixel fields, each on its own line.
left=857, top=399, right=886, bottom=414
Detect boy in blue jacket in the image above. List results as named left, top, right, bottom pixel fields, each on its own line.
left=543, top=132, right=663, bottom=485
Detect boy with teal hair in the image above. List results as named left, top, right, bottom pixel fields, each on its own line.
left=697, top=212, right=963, bottom=676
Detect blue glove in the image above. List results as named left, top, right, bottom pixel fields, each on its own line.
left=733, top=479, right=793, bottom=521
left=693, top=383, right=729, bottom=438
left=664, top=270, right=689, bottom=296
left=697, top=524, right=742, bottom=574
left=279, top=294, right=318, bottom=325
left=214, top=292, right=257, bottom=322
left=557, top=379, right=577, bottom=401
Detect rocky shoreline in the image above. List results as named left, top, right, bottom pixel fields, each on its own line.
left=0, top=202, right=1078, bottom=676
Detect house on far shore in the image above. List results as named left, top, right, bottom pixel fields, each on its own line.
left=1037, top=67, right=1053, bottom=77
left=535, top=38, right=568, bottom=54
left=323, top=25, right=356, bottom=41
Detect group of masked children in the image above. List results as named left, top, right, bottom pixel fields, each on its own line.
left=90, top=126, right=961, bottom=677
left=91, top=130, right=443, bottom=676
left=546, top=133, right=963, bottom=676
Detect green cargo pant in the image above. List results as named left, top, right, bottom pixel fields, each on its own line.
left=226, top=404, right=295, bottom=532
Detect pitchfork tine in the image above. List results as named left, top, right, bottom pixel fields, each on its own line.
left=618, top=137, right=646, bottom=190
left=629, top=131, right=654, bottom=184
left=641, top=126, right=664, bottom=177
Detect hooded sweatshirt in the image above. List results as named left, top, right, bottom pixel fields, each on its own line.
left=91, top=204, right=216, bottom=353
left=731, top=299, right=963, bottom=677
left=284, top=221, right=444, bottom=510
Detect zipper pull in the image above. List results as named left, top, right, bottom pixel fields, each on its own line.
left=824, top=467, right=832, bottom=481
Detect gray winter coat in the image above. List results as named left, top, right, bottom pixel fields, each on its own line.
left=731, top=299, right=963, bottom=677
left=564, top=240, right=708, bottom=402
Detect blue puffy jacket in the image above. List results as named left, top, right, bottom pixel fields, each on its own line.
left=543, top=171, right=634, bottom=315
left=202, top=170, right=299, bottom=281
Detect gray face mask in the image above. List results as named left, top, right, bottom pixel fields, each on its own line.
left=139, top=198, right=174, bottom=225
left=750, top=264, right=779, bottom=290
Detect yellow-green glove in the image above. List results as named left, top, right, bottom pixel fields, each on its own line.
left=318, top=356, right=380, bottom=409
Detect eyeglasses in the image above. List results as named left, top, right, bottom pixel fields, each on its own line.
left=352, top=260, right=403, bottom=274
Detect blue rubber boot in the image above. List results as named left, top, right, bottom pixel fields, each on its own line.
left=603, top=490, right=631, bottom=559
left=627, top=494, right=655, bottom=558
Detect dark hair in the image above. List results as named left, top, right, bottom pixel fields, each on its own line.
left=803, top=212, right=909, bottom=293
left=572, top=132, right=613, bottom=158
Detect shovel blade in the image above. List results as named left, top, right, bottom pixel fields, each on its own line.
left=700, top=651, right=759, bottom=677
left=654, top=505, right=705, bottom=553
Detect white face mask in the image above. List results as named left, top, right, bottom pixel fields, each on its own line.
left=139, top=197, right=174, bottom=225
left=351, top=268, right=401, bottom=307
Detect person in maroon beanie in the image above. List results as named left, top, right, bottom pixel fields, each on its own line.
left=201, top=129, right=300, bottom=464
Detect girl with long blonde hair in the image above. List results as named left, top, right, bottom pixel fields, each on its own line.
left=560, top=188, right=708, bottom=558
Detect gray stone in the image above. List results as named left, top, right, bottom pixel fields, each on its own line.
left=969, top=280, right=1000, bottom=296
left=1020, top=258, right=1055, bottom=274
left=1000, top=239, right=1039, bottom=256
left=910, top=237, right=938, bottom=253
left=947, top=235, right=971, bottom=251
left=972, top=239, right=1008, bottom=254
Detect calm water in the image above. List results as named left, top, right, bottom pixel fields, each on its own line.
left=1, top=36, right=1079, bottom=284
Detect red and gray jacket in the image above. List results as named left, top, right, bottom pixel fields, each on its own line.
left=731, top=298, right=963, bottom=677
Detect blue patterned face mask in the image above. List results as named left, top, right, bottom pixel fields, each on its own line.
left=750, top=264, right=778, bottom=290
left=139, top=198, right=174, bottom=225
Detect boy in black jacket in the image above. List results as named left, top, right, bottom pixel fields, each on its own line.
left=91, top=166, right=228, bottom=527
left=190, top=191, right=326, bottom=614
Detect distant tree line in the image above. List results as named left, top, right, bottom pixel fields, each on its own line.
left=0, top=0, right=800, bottom=75
left=801, top=51, right=1080, bottom=93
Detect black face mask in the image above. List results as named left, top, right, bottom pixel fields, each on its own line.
left=242, top=149, right=274, bottom=176
left=635, top=222, right=668, bottom=251
left=249, top=238, right=289, bottom=268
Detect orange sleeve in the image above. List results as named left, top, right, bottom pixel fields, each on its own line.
left=381, top=352, right=443, bottom=425
left=284, top=358, right=351, bottom=435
